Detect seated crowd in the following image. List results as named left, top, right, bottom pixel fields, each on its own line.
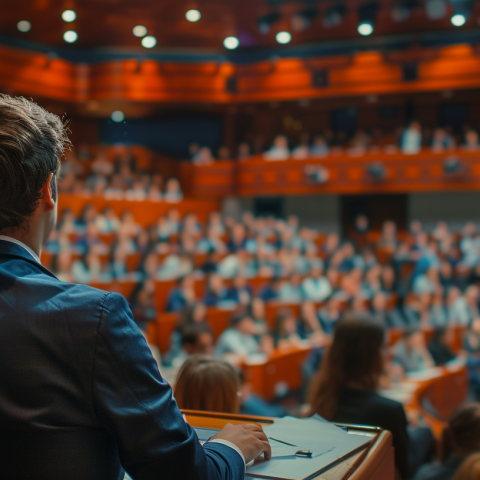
left=45, top=205, right=480, bottom=383
left=45, top=191, right=480, bottom=480
left=190, top=121, right=480, bottom=164
left=174, top=317, right=480, bottom=480
left=46, top=208, right=480, bottom=340
left=58, top=145, right=183, bottom=201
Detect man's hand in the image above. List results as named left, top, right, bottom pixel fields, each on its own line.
left=211, top=423, right=272, bottom=464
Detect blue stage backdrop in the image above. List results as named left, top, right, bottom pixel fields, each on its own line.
left=100, top=114, right=223, bottom=158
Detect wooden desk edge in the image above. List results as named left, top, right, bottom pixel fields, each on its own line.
left=182, top=410, right=394, bottom=480
left=349, top=430, right=393, bottom=479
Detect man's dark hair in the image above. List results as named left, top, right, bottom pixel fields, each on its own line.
left=230, top=311, right=251, bottom=327
left=180, top=324, right=213, bottom=347
left=0, top=95, right=70, bottom=233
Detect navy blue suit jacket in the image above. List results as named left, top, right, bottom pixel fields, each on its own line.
left=0, top=240, right=243, bottom=480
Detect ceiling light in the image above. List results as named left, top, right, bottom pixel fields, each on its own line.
left=450, top=0, right=471, bottom=25
left=17, top=20, right=31, bottom=32
left=185, top=9, right=201, bottom=22
left=62, top=10, right=76, bottom=22
left=223, top=36, right=239, bottom=50
left=133, top=25, right=147, bottom=37
left=276, top=31, right=292, bottom=44
left=63, top=30, right=78, bottom=43
left=358, top=22, right=374, bottom=35
left=141, top=35, right=157, bottom=48
left=451, top=13, right=466, bottom=25
left=111, top=111, right=125, bottom=123
left=358, top=2, right=378, bottom=35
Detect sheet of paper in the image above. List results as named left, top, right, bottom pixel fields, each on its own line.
left=266, top=415, right=349, bottom=447
left=246, top=416, right=372, bottom=480
left=247, top=434, right=370, bottom=480
left=270, top=444, right=299, bottom=458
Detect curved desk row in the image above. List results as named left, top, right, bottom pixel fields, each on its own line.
left=58, top=194, right=220, bottom=227
left=180, top=150, right=480, bottom=198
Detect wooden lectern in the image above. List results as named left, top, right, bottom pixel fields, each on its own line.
left=183, top=410, right=394, bottom=480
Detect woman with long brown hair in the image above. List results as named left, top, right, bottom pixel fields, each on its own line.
left=307, top=315, right=433, bottom=480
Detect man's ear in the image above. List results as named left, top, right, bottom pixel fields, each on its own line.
left=41, top=173, right=56, bottom=212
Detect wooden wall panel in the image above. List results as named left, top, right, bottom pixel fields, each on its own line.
left=1, top=43, right=480, bottom=105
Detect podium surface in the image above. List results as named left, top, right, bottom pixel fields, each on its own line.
left=183, top=410, right=394, bottom=480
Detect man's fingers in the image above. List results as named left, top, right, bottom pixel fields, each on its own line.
left=250, top=431, right=270, bottom=442
left=242, top=423, right=265, bottom=433
left=260, top=440, right=272, bottom=460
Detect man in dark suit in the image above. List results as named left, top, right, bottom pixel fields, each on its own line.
left=0, top=95, right=271, bottom=479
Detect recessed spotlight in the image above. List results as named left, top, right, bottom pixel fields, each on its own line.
left=17, top=20, right=31, bottom=32
left=133, top=25, right=147, bottom=37
left=358, top=22, right=374, bottom=35
left=185, top=9, right=201, bottom=22
left=63, top=30, right=78, bottom=43
left=111, top=111, right=125, bottom=122
left=276, top=31, right=292, bottom=44
left=62, top=10, right=76, bottom=22
left=141, top=35, right=157, bottom=48
left=223, top=36, right=239, bottom=49
left=451, top=13, right=466, bottom=25
left=358, top=3, right=378, bottom=36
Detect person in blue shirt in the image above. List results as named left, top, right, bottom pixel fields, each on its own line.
left=165, top=274, right=196, bottom=312
left=204, top=273, right=230, bottom=307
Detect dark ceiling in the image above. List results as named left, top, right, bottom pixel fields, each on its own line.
left=1, top=0, right=479, bottom=55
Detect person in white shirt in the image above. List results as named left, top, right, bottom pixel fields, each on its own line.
left=301, top=264, right=333, bottom=302
left=263, top=135, right=290, bottom=161
left=401, top=121, right=422, bottom=155
left=215, top=312, right=260, bottom=360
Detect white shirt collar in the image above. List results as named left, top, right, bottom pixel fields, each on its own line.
left=0, top=235, right=42, bottom=265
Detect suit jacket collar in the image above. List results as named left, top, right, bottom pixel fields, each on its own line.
left=0, top=240, right=58, bottom=280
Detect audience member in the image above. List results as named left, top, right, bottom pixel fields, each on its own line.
left=165, top=275, right=196, bottom=312
left=395, top=330, right=436, bottom=373
left=413, top=403, right=480, bottom=480
left=401, top=121, right=423, bottom=155
left=175, top=356, right=241, bottom=413
left=204, top=273, right=231, bottom=307
left=318, top=297, right=342, bottom=335
left=214, top=312, right=262, bottom=361
left=428, top=327, right=457, bottom=366
left=264, top=135, right=290, bottom=161
left=308, top=316, right=434, bottom=479
left=464, top=318, right=480, bottom=355
left=192, top=146, right=214, bottom=165
left=301, top=264, right=332, bottom=302
left=310, top=134, right=329, bottom=157
left=454, top=453, right=480, bottom=480
left=273, top=308, right=302, bottom=349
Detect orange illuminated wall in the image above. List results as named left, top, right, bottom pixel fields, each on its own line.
left=0, top=43, right=480, bottom=104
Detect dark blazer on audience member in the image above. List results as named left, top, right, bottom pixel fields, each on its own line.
left=0, top=240, right=243, bottom=480
left=428, top=341, right=456, bottom=366
left=412, top=456, right=463, bottom=480
left=332, top=387, right=409, bottom=480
